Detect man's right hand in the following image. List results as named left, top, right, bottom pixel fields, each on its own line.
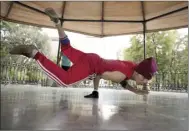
left=135, top=89, right=149, bottom=95
left=125, top=83, right=149, bottom=95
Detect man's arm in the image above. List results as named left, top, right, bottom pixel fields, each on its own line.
left=93, top=75, right=101, bottom=90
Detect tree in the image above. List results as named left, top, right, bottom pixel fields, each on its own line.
left=1, top=21, right=53, bottom=63
left=1, top=21, right=53, bottom=83
left=122, top=30, right=188, bottom=90
left=123, top=30, right=187, bottom=72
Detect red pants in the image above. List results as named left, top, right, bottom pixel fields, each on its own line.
left=34, top=43, right=101, bottom=86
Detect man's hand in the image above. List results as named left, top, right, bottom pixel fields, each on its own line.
left=123, top=82, right=149, bottom=95
left=134, top=89, right=149, bottom=95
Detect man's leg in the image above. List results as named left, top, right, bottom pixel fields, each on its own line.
left=44, top=8, right=98, bottom=91
left=34, top=51, right=93, bottom=86
left=10, top=46, right=94, bottom=86
left=45, top=8, right=85, bottom=64
left=84, top=75, right=100, bottom=98
left=44, top=8, right=90, bottom=86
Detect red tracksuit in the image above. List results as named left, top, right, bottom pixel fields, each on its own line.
left=34, top=36, right=136, bottom=86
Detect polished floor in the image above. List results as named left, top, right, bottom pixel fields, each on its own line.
left=1, top=85, right=188, bottom=131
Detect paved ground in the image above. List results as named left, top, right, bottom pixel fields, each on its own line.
left=1, top=85, right=188, bottom=131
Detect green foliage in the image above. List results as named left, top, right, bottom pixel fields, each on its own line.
left=122, top=30, right=188, bottom=89
left=1, top=21, right=52, bottom=63
left=123, top=30, right=188, bottom=72
left=1, top=21, right=53, bottom=83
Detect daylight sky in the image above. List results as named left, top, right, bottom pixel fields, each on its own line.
left=42, top=28, right=188, bottom=60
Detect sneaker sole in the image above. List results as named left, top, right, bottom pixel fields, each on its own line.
left=45, top=8, right=59, bottom=19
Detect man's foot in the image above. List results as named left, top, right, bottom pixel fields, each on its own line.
left=84, top=91, right=99, bottom=98
left=9, top=45, right=38, bottom=58
left=45, top=8, right=60, bottom=24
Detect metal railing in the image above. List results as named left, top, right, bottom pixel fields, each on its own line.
left=0, top=62, right=188, bottom=92
left=1, top=62, right=49, bottom=86
left=151, top=72, right=188, bottom=92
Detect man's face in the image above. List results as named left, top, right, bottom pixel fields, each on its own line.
left=135, top=73, right=148, bottom=85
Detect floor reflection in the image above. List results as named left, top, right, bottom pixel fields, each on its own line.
left=1, top=85, right=188, bottom=131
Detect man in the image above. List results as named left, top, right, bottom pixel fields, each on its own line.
left=10, top=8, right=157, bottom=97
left=51, top=53, right=71, bottom=87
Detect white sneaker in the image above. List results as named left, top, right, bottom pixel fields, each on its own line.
left=9, top=45, right=38, bottom=58
left=45, top=8, right=60, bottom=24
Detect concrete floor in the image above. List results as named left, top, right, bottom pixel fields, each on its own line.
left=1, top=85, right=188, bottom=131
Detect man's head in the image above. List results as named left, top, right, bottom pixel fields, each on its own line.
left=132, top=57, right=157, bottom=85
